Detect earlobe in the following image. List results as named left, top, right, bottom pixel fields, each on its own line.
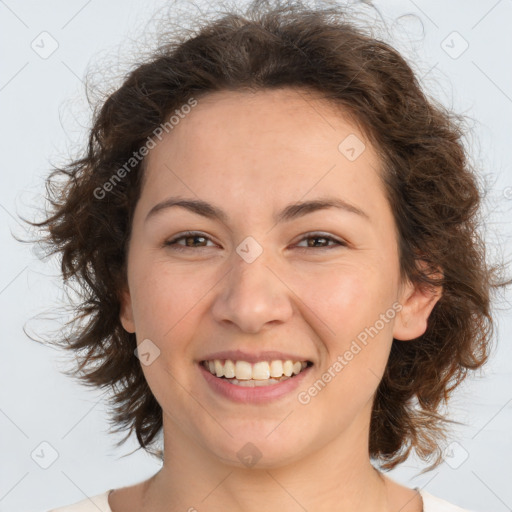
left=119, top=286, right=136, bottom=333
left=393, top=271, right=443, bottom=341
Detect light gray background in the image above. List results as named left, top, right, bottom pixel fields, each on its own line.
left=1, top=1, right=511, bottom=511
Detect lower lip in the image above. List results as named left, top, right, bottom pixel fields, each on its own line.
left=198, top=362, right=312, bottom=404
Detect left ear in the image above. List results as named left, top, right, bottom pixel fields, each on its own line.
left=393, top=262, right=443, bottom=341
left=119, top=284, right=136, bottom=334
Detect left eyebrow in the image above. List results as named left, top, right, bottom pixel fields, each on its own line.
left=144, top=195, right=370, bottom=225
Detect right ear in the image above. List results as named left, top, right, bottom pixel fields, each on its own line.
left=119, top=285, right=136, bottom=333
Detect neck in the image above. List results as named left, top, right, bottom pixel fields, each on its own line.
left=143, top=416, right=392, bottom=512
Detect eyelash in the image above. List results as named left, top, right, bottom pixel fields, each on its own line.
left=163, top=231, right=347, bottom=252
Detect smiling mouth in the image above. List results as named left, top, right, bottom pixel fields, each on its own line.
left=200, top=359, right=313, bottom=387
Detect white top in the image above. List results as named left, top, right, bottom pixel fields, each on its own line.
left=47, top=487, right=476, bottom=511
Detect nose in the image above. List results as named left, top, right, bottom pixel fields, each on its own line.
left=210, top=249, right=294, bottom=334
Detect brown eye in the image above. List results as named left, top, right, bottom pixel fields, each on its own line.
left=164, top=231, right=215, bottom=251
left=295, top=233, right=346, bottom=250
left=162, top=231, right=346, bottom=253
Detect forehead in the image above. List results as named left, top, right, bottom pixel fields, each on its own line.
left=156, top=88, right=372, bottom=155
left=140, top=88, right=389, bottom=224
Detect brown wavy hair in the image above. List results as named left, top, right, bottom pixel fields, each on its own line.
left=24, top=0, right=510, bottom=471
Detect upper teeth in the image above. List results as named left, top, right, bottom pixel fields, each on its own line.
left=203, top=359, right=308, bottom=380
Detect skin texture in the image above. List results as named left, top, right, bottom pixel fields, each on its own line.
left=115, top=88, right=441, bottom=512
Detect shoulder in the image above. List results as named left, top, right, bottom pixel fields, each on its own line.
left=419, top=489, right=476, bottom=512
left=46, top=490, right=113, bottom=512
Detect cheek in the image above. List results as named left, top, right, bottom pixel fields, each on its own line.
left=293, top=263, right=386, bottom=335
left=129, top=256, right=207, bottom=342
left=293, top=262, right=396, bottom=369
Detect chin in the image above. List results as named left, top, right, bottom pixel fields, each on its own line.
left=205, top=427, right=310, bottom=470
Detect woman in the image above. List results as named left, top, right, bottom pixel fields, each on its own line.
left=33, top=1, right=507, bottom=510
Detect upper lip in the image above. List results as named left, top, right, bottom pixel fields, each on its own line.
left=199, top=350, right=313, bottom=364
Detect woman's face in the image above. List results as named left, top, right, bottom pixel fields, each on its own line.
left=120, top=88, right=438, bottom=468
